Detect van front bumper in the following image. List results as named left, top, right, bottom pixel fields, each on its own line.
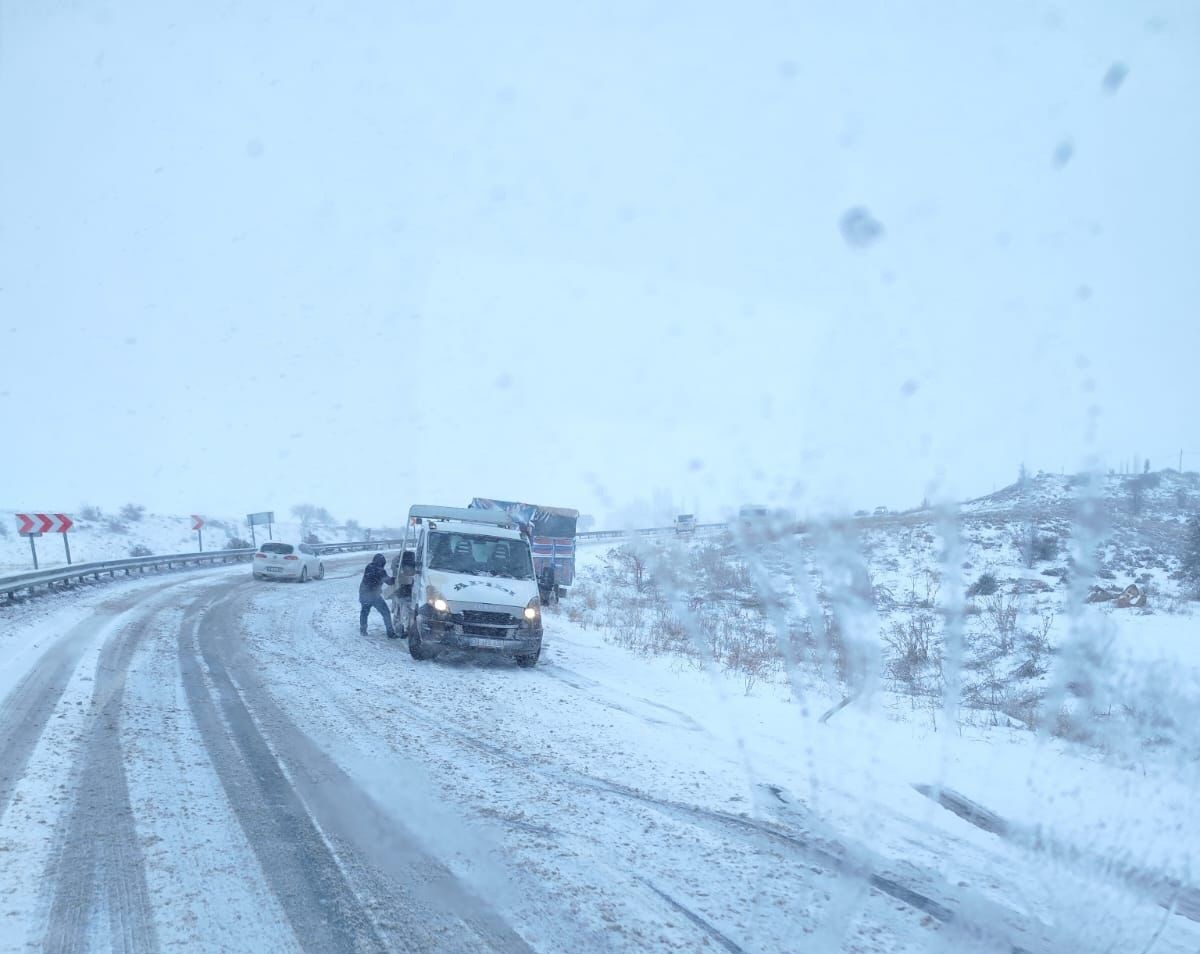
left=415, top=606, right=542, bottom=655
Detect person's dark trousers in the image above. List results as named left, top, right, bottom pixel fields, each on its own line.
left=360, top=596, right=395, bottom=636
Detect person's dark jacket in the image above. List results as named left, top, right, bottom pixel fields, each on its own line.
left=359, top=553, right=395, bottom=602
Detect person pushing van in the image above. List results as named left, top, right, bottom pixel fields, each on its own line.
left=359, top=553, right=398, bottom=638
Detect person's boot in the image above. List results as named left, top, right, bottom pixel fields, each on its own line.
left=387, top=630, right=399, bottom=639
left=360, top=626, right=368, bottom=637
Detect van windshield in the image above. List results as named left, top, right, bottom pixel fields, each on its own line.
left=427, top=532, right=534, bottom=580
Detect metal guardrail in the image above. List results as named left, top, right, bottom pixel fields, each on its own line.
left=1, top=523, right=733, bottom=602
left=576, top=522, right=727, bottom=542
left=0, top=539, right=408, bottom=601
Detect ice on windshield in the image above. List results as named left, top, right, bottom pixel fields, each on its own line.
left=1, top=2, right=1198, bottom=952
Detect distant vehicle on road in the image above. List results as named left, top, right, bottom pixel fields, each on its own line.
left=873, top=506, right=889, bottom=516
left=391, top=505, right=543, bottom=667
left=252, top=542, right=325, bottom=582
left=739, top=505, right=770, bottom=526
left=674, top=514, right=697, bottom=534
left=469, top=498, right=579, bottom=598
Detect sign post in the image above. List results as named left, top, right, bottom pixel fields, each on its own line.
left=15, top=513, right=73, bottom=568
left=192, top=515, right=205, bottom=552
left=246, top=511, right=274, bottom=549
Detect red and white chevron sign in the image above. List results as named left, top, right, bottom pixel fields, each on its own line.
left=15, top=512, right=74, bottom=535
left=192, top=515, right=205, bottom=531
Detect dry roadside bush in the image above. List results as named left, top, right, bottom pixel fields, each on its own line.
left=966, top=571, right=999, bottom=598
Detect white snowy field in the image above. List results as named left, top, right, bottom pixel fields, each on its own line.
left=0, top=547, right=1197, bottom=952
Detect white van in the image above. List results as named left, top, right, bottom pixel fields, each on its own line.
left=389, top=505, right=543, bottom=667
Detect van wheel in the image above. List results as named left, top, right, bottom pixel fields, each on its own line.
left=408, top=618, right=436, bottom=661
left=516, top=649, right=540, bottom=668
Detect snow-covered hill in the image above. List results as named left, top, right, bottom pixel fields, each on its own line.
left=572, top=468, right=1200, bottom=739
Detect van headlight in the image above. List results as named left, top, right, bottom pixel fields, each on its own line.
left=426, top=586, right=449, bottom=614
left=523, top=598, right=540, bottom=622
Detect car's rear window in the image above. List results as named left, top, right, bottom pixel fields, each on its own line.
left=260, top=543, right=294, bottom=555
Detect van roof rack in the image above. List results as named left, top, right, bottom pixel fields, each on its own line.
left=407, top=505, right=516, bottom=528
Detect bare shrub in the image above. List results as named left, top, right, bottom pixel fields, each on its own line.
left=120, top=503, right=146, bottom=522
left=614, top=547, right=650, bottom=593
left=1052, top=706, right=1098, bottom=745
left=882, top=611, right=942, bottom=717
left=982, top=593, right=1020, bottom=654
left=1012, top=525, right=1061, bottom=566
left=1001, top=689, right=1043, bottom=729
left=694, top=544, right=753, bottom=596
left=292, top=503, right=335, bottom=533
left=106, top=518, right=129, bottom=535
left=966, top=572, right=999, bottom=598
left=129, top=544, right=153, bottom=557
left=884, top=613, right=934, bottom=674
left=904, top=568, right=941, bottom=608
left=1019, top=609, right=1055, bottom=667
left=708, top=606, right=778, bottom=694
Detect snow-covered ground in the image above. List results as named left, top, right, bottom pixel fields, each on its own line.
left=0, top=546, right=1198, bottom=952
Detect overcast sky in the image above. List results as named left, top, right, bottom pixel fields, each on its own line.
left=2, top=1, right=1197, bottom=528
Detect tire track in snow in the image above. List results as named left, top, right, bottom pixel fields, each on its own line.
left=266, top=593, right=952, bottom=950
left=179, top=588, right=391, bottom=954
left=635, top=878, right=747, bottom=954
left=914, top=783, right=1200, bottom=925
left=182, top=579, right=533, bottom=954
left=0, top=590, right=150, bottom=821
left=238, top=575, right=1064, bottom=952
left=536, top=661, right=707, bottom=733
left=272, top=595, right=766, bottom=953
left=368, top=663, right=1055, bottom=953
left=41, top=609, right=162, bottom=954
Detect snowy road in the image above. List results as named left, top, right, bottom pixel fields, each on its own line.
left=1, top=557, right=1197, bottom=953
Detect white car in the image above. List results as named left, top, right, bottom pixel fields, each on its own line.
left=252, top=542, right=325, bottom=582
left=674, top=514, right=697, bottom=534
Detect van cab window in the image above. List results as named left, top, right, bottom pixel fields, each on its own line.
left=427, top=531, right=534, bottom=580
